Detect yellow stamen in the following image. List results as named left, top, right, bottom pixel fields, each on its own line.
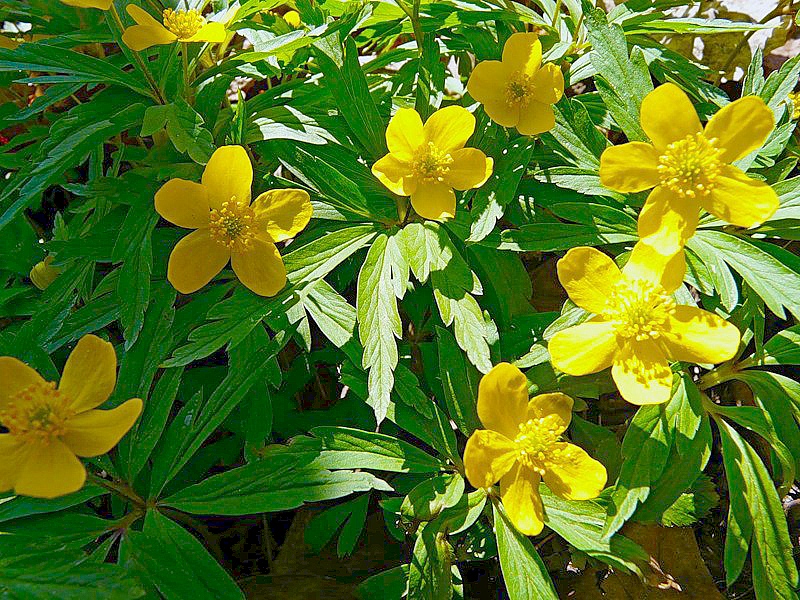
left=209, top=199, right=256, bottom=251
left=0, top=382, right=74, bottom=444
left=411, top=142, right=453, bottom=182
left=605, top=278, right=676, bottom=341
left=505, top=71, right=534, bottom=108
left=513, top=416, right=563, bottom=476
left=162, top=8, right=205, bottom=39
left=657, top=133, right=722, bottom=198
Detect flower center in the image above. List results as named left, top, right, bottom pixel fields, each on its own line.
left=513, top=416, right=562, bottom=475
left=209, top=199, right=256, bottom=251
left=162, top=9, right=205, bottom=39
left=411, top=142, right=453, bottom=182
left=505, top=71, right=534, bottom=107
left=605, top=278, right=676, bottom=341
left=0, top=382, right=74, bottom=444
left=657, top=133, right=723, bottom=198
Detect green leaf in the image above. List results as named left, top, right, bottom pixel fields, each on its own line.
left=745, top=325, right=800, bottom=366
left=0, top=561, right=143, bottom=600
left=0, top=485, right=106, bottom=524
left=436, top=326, right=481, bottom=435
left=408, top=523, right=453, bottom=600
left=302, top=278, right=356, bottom=347
left=356, top=565, right=410, bottom=600
left=141, top=99, right=215, bottom=164
left=304, top=494, right=370, bottom=557
left=401, top=474, right=465, bottom=523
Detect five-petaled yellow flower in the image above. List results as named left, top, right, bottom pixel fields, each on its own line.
left=122, top=5, right=226, bottom=52
left=549, top=243, right=741, bottom=405
left=464, top=363, right=607, bottom=536
left=60, top=0, right=112, bottom=9
left=600, top=83, right=779, bottom=255
left=466, top=32, right=564, bottom=136
left=371, top=106, right=493, bottom=221
left=0, top=335, right=142, bottom=499
left=156, top=145, right=312, bottom=296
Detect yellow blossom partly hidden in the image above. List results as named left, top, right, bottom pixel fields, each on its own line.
left=282, top=10, right=301, bottom=27
left=372, top=106, right=493, bottom=221
left=0, top=335, right=142, bottom=499
left=30, top=256, right=60, bottom=290
left=788, top=92, right=800, bottom=120
left=466, top=32, right=564, bottom=136
left=0, top=34, right=19, bottom=49
left=549, top=243, right=741, bottom=405
left=60, top=0, right=112, bottom=9
left=156, top=145, right=312, bottom=296
left=600, top=83, right=779, bottom=255
left=121, top=5, right=226, bottom=52
left=464, top=363, right=607, bottom=536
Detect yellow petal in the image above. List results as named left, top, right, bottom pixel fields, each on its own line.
left=500, top=464, right=544, bottom=536
left=0, top=357, right=45, bottom=409
left=611, top=340, right=673, bottom=405
left=423, top=106, right=476, bottom=153
left=122, top=24, right=177, bottom=51
left=0, top=34, right=18, bottom=50
left=386, top=108, right=424, bottom=160
left=622, top=242, right=686, bottom=294
left=167, top=229, right=231, bottom=294
left=637, top=186, right=700, bottom=256
left=0, top=436, right=27, bottom=492
left=526, top=393, right=573, bottom=433
left=126, top=4, right=164, bottom=27
left=599, top=142, right=660, bottom=193
left=59, top=335, right=117, bottom=413
left=62, top=398, right=143, bottom=457
left=556, top=246, right=622, bottom=313
left=548, top=320, right=618, bottom=376
left=410, top=181, right=456, bottom=221
left=661, top=306, right=740, bottom=364
left=467, top=60, right=512, bottom=103
left=703, top=165, right=779, bottom=228
left=372, top=154, right=414, bottom=195
left=231, top=235, right=287, bottom=297
left=154, top=179, right=210, bottom=228
left=640, top=83, right=701, bottom=150
left=531, top=63, right=564, bottom=104
left=202, top=145, right=253, bottom=208
left=477, top=362, right=530, bottom=439
left=704, top=96, right=774, bottom=164
left=447, top=148, right=493, bottom=191
left=463, top=429, right=517, bottom=489
left=516, top=100, right=555, bottom=136
left=60, top=0, right=112, bottom=8
left=543, top=442, right=607, bottom=500
left=283, top=11, right=301, bottom=27
left=185, top=21, right=227, bottom=43
left=502, top=32, right=542, bottom=75
left=14, top=440, right=86, bottom=499
left=481, top=97, right=520, bottom=128
left=252, top=189, right=313, bottom=243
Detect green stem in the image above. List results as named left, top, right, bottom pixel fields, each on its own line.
left=395, top=0, right=424, bottom=54
left=108, top=4, right=166, bottom=104
left=697, top=361, right=739, bottom=391
left=88, top=473, right=146, bottom=508
left=182, top=42, right=191, bottom=101
left=552, top=0, right=563, bottom=28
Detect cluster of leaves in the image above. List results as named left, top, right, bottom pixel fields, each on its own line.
left=0, top=0, right=799, bottom=598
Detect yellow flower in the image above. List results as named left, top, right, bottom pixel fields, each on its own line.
left=0, top=335, right=142, bottom=499
left=155, top=145, right=312, bottom=296
left=463, top=363, right=607, bottom=536
left=371, top=106, right=493, bottom=221
left=121, top=5, right=227, bottom=52
left=788, top=92, right=800, bottom=120
left=0, top=34, right=20, bottom=49
left=466, top=32, right=564, bottom=136
left=549, top=243, right=741, bottom=405
left=30, top=256, right=60, bottom=290
left=60, top=0, right=112, bottom=9
left=600, top=83, right=779, bottom=255
left=282, top=10, right=301, bottom=27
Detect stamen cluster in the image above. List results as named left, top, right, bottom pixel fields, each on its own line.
left=411, top=142, right=453, bottom=182
left=605, top=278, right=676, bottom=341
left=504, top=71, right=534, bottom=108
left=209, top=199, right=256, bottom=251
left=513, top=415, right=562, bottom=475
left=0, top=382, right=74, bottom=444
left=162, top=8, right=205, bottom=39
left=657, top=133, right=722, bottom=198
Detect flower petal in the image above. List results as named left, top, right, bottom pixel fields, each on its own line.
left=154, top=179, right=210, bottom=228
left=702, top=165, right=779, bottom=228
left=704, top=96, right=774, bottom=163
left=386, top=108, right=424, bottom=160
left=59, top=335, right=117, bottom=413
left=14, top=440, right=86, bottom=499
left=548, top=320, right=618, bottom=376
left=640, top=83, right=701, bottom=150
left=637, top=186, right=700, bottom=257
left=126, top=4, right=164, bottom=28
left=62, top=398, right=143, bottom=457
left=372, top=154, right=414, bottom=195
left=0, top=357, right=45, bottom=410
left=121, top=24, right=177, bottom=51
left=611, top=340, right=673, bottom=405
left=252, top=189, right=313, bottom=243
left=467, top=60, right=512, bottom=103
left=202, top=145, right=253, bottom=208
left=527, top=393, right=573, bottom=433
left=622, top=242, right=686, bottom=294
left=481, top=97, right=520, bottom=128
left=410, top=181, right=456, bottom=221
left=662, top=306, right=740, bottom=364
left=543, top=442, right=607, bottom=500
left=556, top=246, right=622, bottom=313
left=477, top=362, right=529, bottom=439
left=423, top=106, right=476, bottom=153
left=185, top=21, right=227, bottom=43
left=516, top=100, right=555, bottom=136
left=231, top=235, right=287, bottom=297
left=599, top=142, right=661, bottom=193
left=500, top=464, right=544, bottom=536
left=167, top=229, right=231, bottom=294
left=447, top=148, right=493, bottom=191
left=531, top=63, right=564, bottom=104
left=502, top=33, right=542, bottom=75
left=0, top=436, right=27, bottom=493
left=463, top=429, right=518, bottom=489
